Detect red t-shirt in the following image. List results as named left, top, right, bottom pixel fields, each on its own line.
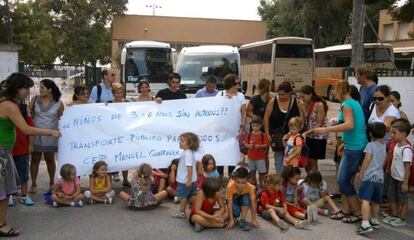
left=245, top=133, right=268, bottom=160
left=258, top=189, right=286, bottom=214
left=12, top=116, right=33, bottom=157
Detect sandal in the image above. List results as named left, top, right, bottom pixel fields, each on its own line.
left=330, top=210, right=348, bottom=220
left=0, top=223, right=20, bottom=237
left=342, top=214, right=362, bottom=224
left=29, top=186, right=37, bottom=194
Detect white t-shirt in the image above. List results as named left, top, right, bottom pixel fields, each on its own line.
left=391, top=143, right=413, bottom=181
left=368, top=104, right=400, bottom=142
left=216, top=90, right=246, bottom=106
left=302, top=180, right=328, bottom=202
left=176, top=149, right=197, bottom=184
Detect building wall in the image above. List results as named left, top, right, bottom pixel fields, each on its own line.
left=0, top=44, right=21, bottom=81
left=111, top=15, right=267, bottom=67
left=378, top=9, right=414, bottom=48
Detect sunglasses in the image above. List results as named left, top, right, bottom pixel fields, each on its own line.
left=372, top=97, right=385, bottom=101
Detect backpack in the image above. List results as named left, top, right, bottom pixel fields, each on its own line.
left=96, top=84, right=102, bottom=103
left=256, top=188, right=269, bottom=214
left=294, top=135, right=310, bottom=168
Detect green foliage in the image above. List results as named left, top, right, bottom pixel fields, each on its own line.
left=0, top=0, right=127, bottom=65
left=258, top=0, right=408, bottom=47
left=390, top=0, right=414, bottom=22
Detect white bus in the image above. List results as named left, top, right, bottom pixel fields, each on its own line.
left=176, top=45, right=240, bottom=95
left=315, top=43, right=394, bottom=101
left=120, top=41, right=173, bottom=97
left=394, top=47, right=414, bottom=70
left=239, top=37, right=314, bottom=96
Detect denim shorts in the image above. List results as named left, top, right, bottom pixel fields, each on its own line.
left=13, top=154, right=29, bottom=184
left=176, top=182, right=196, bottom=200
left=358, top=180, right=383, bottom=204
left=387, top=177, right=408, bottom=203
left=337, top=149, right=364, bottom=197
left=248, top=159, right=266, bottom=174
left=233, top=194, right=251, bottom=218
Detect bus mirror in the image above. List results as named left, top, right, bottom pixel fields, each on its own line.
left=120, top=48, right=127, bottom=65
left=241, top=81, right=248, bottom=93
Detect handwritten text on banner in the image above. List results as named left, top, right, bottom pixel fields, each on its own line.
left=57, top=97, right=241, bottom=176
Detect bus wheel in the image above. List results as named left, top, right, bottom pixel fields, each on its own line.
left=327, top=86, right=335, bottom=102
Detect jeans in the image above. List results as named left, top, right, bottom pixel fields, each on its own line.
left=233, top=194, right=251, bottom=218
left=273, top=151, right=284, bottom=174
left=337, top=149, right=364, bottom=197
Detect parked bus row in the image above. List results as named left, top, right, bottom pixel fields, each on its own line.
left=118, top=39, right=411, bottom=99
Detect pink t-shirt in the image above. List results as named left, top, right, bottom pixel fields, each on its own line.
left=57, top=178, right=80, bottom=195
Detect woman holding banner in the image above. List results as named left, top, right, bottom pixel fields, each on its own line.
left=70, top=85, right=90, bottom=105
left=0, top=73, right=60, bottom=237
left=107, top=83, right=131, bottom=187
left=216, top=73, right=247, bottom=177
left=29, top=79, right=64, bottom=194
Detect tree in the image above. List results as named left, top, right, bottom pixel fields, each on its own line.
left=11, top=0, right=57, bottom=63
left=258, top=0, right=351, bottom=47
left=391, top=0, right=414, bottom=22
left=350, top=0, right=365, bottom=67
left=45, top=0, right=127, bottom=66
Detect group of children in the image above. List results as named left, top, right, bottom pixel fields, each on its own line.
left=356, top=119, right=413, bottom=234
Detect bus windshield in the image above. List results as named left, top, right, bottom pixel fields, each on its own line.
left=365, top=48, right=392, bottom=63
left=276, top=44, right=313, bottom=58
left=125, top=48, right=172, bottom=83
left=177, top=53, right=239, bottom=86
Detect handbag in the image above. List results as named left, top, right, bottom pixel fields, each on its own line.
left=270, top=97, right=293, bottom=151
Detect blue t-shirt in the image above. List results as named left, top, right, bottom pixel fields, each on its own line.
left=338, top=98, right=367, bottom=150
left=195, top=87, right=219, bottom=98
left=89, top=83, right=113, bottom=103
left=362, top=141, right=386, bottom=182
left=359, top=83, right=377, bottom=120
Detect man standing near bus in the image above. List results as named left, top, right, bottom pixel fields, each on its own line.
left=155, top=73, right=187, bottom=102
left=90, top=68, right=116, bottom=103
left=195, top=76, right=219, bottom=98
left=356, top=64, right=377, bottom=120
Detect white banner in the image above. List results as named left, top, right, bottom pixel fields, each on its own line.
left=57, top=97, right=241, bottom=176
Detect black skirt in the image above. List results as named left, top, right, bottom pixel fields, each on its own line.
left=306, top=137, right=327, bottom=160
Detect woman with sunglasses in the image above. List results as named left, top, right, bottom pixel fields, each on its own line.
left=367, top=85, right=400, bottom=144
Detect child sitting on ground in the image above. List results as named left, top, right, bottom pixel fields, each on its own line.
left=51, top=164, right=83, bottom=207
left=196, top=154, right=220, bottom=191
left=258, top=174, right=309, bottom=230
left=226, top=167, right=259, bottom=231
left=166, top=159, right=179, bottom=203
left=298, top=171, right=341, bottom=216
left=357, top=122, right=387, bottom=234
left=282, top=167, right=316, bottom=223
left=119, top=163, right=168, bottom=209
left=84, top=161, right=115, bottom=204
left=190, top=178, right=227, bottom=232
left=283, top=117, right=303, bottom=168
left=383, top=119, right=413, bottom=227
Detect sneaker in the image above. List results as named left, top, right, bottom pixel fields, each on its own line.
left=8, top=196, right=16, bottom=207
left=357, top=224, right=373, bottom=235
left=276, top=220, right=289, bottom=230
left=20, top=196, right=34, bottom=206
left=52, top=201, right=58, bottom=208
left=172, top=212, right=186, bottom=219
left=71, top=201, right=83, bottom=207
left=369, top=219, right=380, bottom=229
left=383, top=216, right=399, bottom=225
left=239, top=219, right=252, bottom=231
left=194, top=223, right=205, bottom=232
left=318, top=208, right=329, bottom=216
left=294, top=220, right=309, bottom=229
left=173, top=196, right=180, bottom=204
left=389, top=218, right=407, bottom=227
